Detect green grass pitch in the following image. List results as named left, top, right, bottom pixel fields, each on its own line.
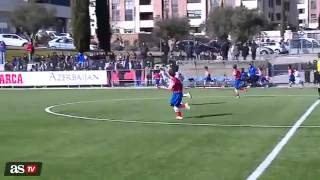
left=0, top=88, right=320, bottom=180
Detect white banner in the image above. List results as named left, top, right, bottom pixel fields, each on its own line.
left=0, top=71, right=107, bottom=86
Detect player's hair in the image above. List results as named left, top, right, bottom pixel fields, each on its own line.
left=168, top=69, right=176, bottom=77
left=204, top=66, right=208, bottom=70
left=233, top=65, right=237, bottom=69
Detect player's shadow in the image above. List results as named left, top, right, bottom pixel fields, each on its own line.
left=190, top=102, right=226, bottom=106
left=245, top=95, right=276, bottom=98
left=186, top=113, right=232, bottom=119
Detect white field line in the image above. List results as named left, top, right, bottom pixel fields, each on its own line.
left=45, top=96, right=320, bottom=129
left=247, top=99, right=320, bottom=180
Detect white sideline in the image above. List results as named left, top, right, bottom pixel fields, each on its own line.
left=246, top=99, right=320, bottom=180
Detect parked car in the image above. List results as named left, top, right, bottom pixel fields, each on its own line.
left=57, top=33, right=72, bottom=38
left=261, top=42, right=283, bottom=54
left=0, top=34, right=28, bottom=47
left=48, top=37, right=97, bottom=51
left=206, top=40, right=222, bottom=51
left=39, top=30, right=72, bottom=39
left=257, top=46, right=274, bottom=55
left=174, top=40, right=219, bottom=53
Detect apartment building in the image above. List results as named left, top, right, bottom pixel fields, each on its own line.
left=89, top=0, right=97, bottom=36
left=209, top=0, right=299, bottom=29
left=308, top=0, right=320, bottom=28
left=235, top=0, right=298, bottom=29
left=297, top=0, right=320, bottom=29
left=89, top=0, right=207, bottom=36
left=89, top=0, right=302, bottom=44
left=297, top=0, right=309, bottom=28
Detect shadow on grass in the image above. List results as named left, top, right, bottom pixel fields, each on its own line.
left=244, top=95, right=276, bottom=98
left=190, top=102, right=226, bottom=106
left=186, top=113, right=232, bottom=119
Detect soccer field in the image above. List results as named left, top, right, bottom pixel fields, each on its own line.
left=0, top=88, right=320, bottom=180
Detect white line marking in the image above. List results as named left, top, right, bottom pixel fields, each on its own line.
left=246, top=99, right=320, bottom=180
left=45, top=96, right=320, bottom=129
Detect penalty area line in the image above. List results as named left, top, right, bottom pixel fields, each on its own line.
left=246, top=99, right=320, bottom=180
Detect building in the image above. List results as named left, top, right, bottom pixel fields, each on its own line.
left=208, top=0, right=299, bottom=31
left=297, top=0, right=309, bottom=28
left=89, top=0, right=302, bottom=43
left=308, top=0, right=320, bottom=28
left=0, top=0, right=71, bottom=33
left=89, top=0, right=97, bottom=36
left=237, top=0, right=299, bottom=29
left=296, top=0, right=320, bottom=29
left=236, top=0, right=258, bottom=9
left=90, top=0, right=208, bottom=37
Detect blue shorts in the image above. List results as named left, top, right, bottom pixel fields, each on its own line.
left=234, top=80, right=241, bottom=90
left=205, top=77, right=211, bottom=82
left=170, top=92, right=183, bottom=107
left=155, top=79, right=160, bottom=85
left=289, top=75, right=295, bottom=82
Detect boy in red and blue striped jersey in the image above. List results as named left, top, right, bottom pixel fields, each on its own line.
left=167, top=69, right=190, bottom=120
left=233, top=65, right=242, bottom=98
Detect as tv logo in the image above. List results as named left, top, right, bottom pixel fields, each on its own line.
left=4, top=162, right=42, bottom=176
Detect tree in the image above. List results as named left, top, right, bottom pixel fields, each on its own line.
left=206, top=6, right=234, bottom=41
left=72, top=0, right=91, bottom=53
left=280, top=0, right=286, bottom=38
left=230, top=7, right=266, bottom=42
left=153, top=17, right=190, bottom=64
left=206, top=6, right=266, bottom=42
left=11, top=1, right=56, bottom=41
left=318, top=14, right=320, bottom=30
left=95, top=0, right=111, bottom=53
left=153, top=17, right=190, bottom=42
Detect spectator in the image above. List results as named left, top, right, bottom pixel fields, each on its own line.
left=0, top=41, right=6, bottom=64
left=26, top=41, right=34, bottom=63
left=185, top=41, right=194, bottom=60
left=233, top=43, right=240, bottom=60
left=162, top=42, right=170, bottom=63
left=12, top=57, right=17, bottom=71
left=145, top=53, right=154, bottom=67
left=242, top=43, right=249, bottom=60
left=194, top=42, right=202, bottom=60
left=251, top=41, right=258, bottom=60
left=145, top=65, right=153, bottom=86
left=140, top=42, right=149, bottom=60
left=106, top=63, right=114, bottom=86
left=109, top=51, right=116, bottom=62
left=117, top=63, right=125, bottom=86
left=221, top=40, right=230, bottom=60
left=134, top=61, right=142, bottom=86
left=248, top=63, right=257, bottom=87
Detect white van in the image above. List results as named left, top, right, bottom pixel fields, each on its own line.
left=0, top=34, right=28, bottom=47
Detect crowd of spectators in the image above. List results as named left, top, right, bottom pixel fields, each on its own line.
left=4, top=50, right=155, bottom=72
